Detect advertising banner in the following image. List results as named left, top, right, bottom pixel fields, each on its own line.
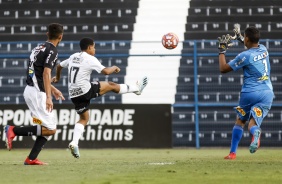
left=0, top=104, right=172, bottom=148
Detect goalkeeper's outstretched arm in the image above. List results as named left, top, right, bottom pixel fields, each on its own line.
left=217, top=34, right=233, bottom=73
left=231, top=23, right=244, bottom=43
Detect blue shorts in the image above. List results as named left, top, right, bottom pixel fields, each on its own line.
left=234, top=90, right=274, bottom=127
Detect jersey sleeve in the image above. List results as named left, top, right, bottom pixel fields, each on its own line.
left=90, top=57, right=106, bottom=73
left=44, top=47, right=58, bottom=69
left=59, top=57, right=70, bottom=68
left=228, top=52, right=249, bottom=71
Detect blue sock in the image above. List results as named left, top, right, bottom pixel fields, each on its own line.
left=250, top=125, right=259, bottom=135
left=230, top=125, right=243, bottom=153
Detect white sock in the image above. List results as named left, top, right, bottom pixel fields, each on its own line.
left=118, top=84, right=138, bottom=94
left=72, top=123, right=85, bottom=145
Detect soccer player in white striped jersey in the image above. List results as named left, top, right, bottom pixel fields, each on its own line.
left=52, top=37, right=148, bottom=158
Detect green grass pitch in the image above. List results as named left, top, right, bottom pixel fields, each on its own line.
left=1, top=148, right=282, bottom=184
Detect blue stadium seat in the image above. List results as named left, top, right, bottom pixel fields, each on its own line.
left=180, top=57, right=194, bottom=66
left=107, top=76, right=124, bottom=83
left=112, top=57, right=128, bottom=66
left=99, top=8, right=119, bottom=17
left=103, top=93, right=121, bottom=103
left=188, top=7, right=207, bottom=16
left=270, top=22, right=282, bottom=31
left=206, top=22, right=227, bottom=31
left=1, top=76, right=25, bottom=86
left=230, top=7, right=250, bottom=16
left=218, top=92, right=240, bottom=102
left=13, top=25, right=33, bottom=34
left=208, top=7, right=229, bottom=16
left=8, top=42, right=30, bottom=53
left=272, top=7, right=282, bottom=15
left=198, top=75, right=218, bottom=85
left=0, top=58, right=28, bottom=68
left=0, top=25, right=12, bottom=34
left=79, top=9, right=98, bottom=18
left=59, top=9, right=77, bottom=18
left=17, top=10, right=37, bottom=18
left=251, top=7, right=271, bottom=16
left=186, top=23, right=205, bottom=32
left=177, top=76, right=194, bottom=84
left=38, top=9, right=58, bottom=18
left=175, top=93, right=195, bottom=103
left=172, top=110, right=195, bottom=123
left=0, top=9, right=16, bottom=18
left=198, top=93, right=219, bottom=102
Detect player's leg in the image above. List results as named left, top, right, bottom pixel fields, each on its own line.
left=5, top=86, right=57, bottom=151
left=99, top=81, right=136, bottom=94
left=69, top=111, right=89, bottom=159
left=248, top=90, right=273, bottom=154
left=225, top=92, right=251, bottom=160
left=69, top=93, right=92, bottom=158
left=24, top=135, right=49, bottom=165
left=23, top=85, right=56, bottom=165
left=24, top=125, right=57, bottom=165
left=4, top=124, right=39, bottom=150
left=224, top=116, right=245, bottom=160
left=99, top=76, right=148, bottom=95
left=248, top=117, right=261, bottom=154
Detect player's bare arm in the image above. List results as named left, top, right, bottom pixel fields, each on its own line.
left=43, top=67, right=53, bottom=112
left=52, top=64, right=64, bottom=83
left=217, top=34, right=233, bottom=73
left=101, top=66, right=120, bottom=75
left=51, top=85, right=65, bottom=100
left=219, top=54, right=233, bottom=73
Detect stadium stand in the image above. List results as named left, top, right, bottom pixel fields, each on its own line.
left=0, top=0, right=139, bottom=104
left=185, top=0, right=282, bottom=39
left=0, top=0, right=138, bottom=41
left=173, top=0, right=282, bottom=147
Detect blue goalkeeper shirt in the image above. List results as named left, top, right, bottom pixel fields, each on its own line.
left=228, top=44, right=273, bottom=92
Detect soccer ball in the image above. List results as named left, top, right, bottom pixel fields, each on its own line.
left=162, top=32, right=179, bottom=49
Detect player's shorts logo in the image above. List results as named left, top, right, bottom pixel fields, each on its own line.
left=32, top=117, right=42, bottom=125
left=253, top=107, right=262, bottom=117
left=236, top=106, right=246, bottom=116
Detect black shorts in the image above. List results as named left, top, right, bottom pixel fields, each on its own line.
left=71, top=81, right=101, bottom=114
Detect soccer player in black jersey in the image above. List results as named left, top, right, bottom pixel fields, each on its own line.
left=4, top=23, right=65, bottom=165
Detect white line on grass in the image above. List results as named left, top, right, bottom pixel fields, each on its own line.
left=147, top=162, right=174, bottom=165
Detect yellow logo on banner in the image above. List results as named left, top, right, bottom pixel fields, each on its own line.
left=236, top=106, right=246, bottom=116
left=253, top=107, right=262, bottom=117
left=33, top=117, right=42, bottom=125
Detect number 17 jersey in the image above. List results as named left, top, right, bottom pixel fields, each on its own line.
left=228, top=44, right=273, bottom=92
left=59, top=52, right=106, bottom=98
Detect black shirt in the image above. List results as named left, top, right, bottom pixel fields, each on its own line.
left=26, top=41, right=58, bottom=92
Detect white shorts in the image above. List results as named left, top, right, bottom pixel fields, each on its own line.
left=23, top=85, right=57, bottom=130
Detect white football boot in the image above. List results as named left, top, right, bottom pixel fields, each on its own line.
left=135, top=76, right=148, bottom=95
left=68, top=141, right=80, bottom=159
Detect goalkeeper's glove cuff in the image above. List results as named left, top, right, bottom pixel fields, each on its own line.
left=218, top=50, right=226, bottom=54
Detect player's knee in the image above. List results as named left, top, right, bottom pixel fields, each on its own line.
left=108, top=81, right=117, bottom=87
left=108, top=81, right=119, bottom=92
left=46, top=129, right=56, bottom=136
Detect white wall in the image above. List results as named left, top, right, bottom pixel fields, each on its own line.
left=123, top=0, right=190, bottom=104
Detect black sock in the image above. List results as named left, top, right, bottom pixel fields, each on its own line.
left=13, top=125, right=40, bottom=136
left=28, top=136, right=47, bottom=160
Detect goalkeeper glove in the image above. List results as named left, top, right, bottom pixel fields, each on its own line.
left=233, top=23, right=244, bottom=43
left=218, top=34, right=232, bottom=54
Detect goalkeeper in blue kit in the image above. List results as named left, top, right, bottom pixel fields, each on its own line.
left=217, top=25, right=274, bottom=159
